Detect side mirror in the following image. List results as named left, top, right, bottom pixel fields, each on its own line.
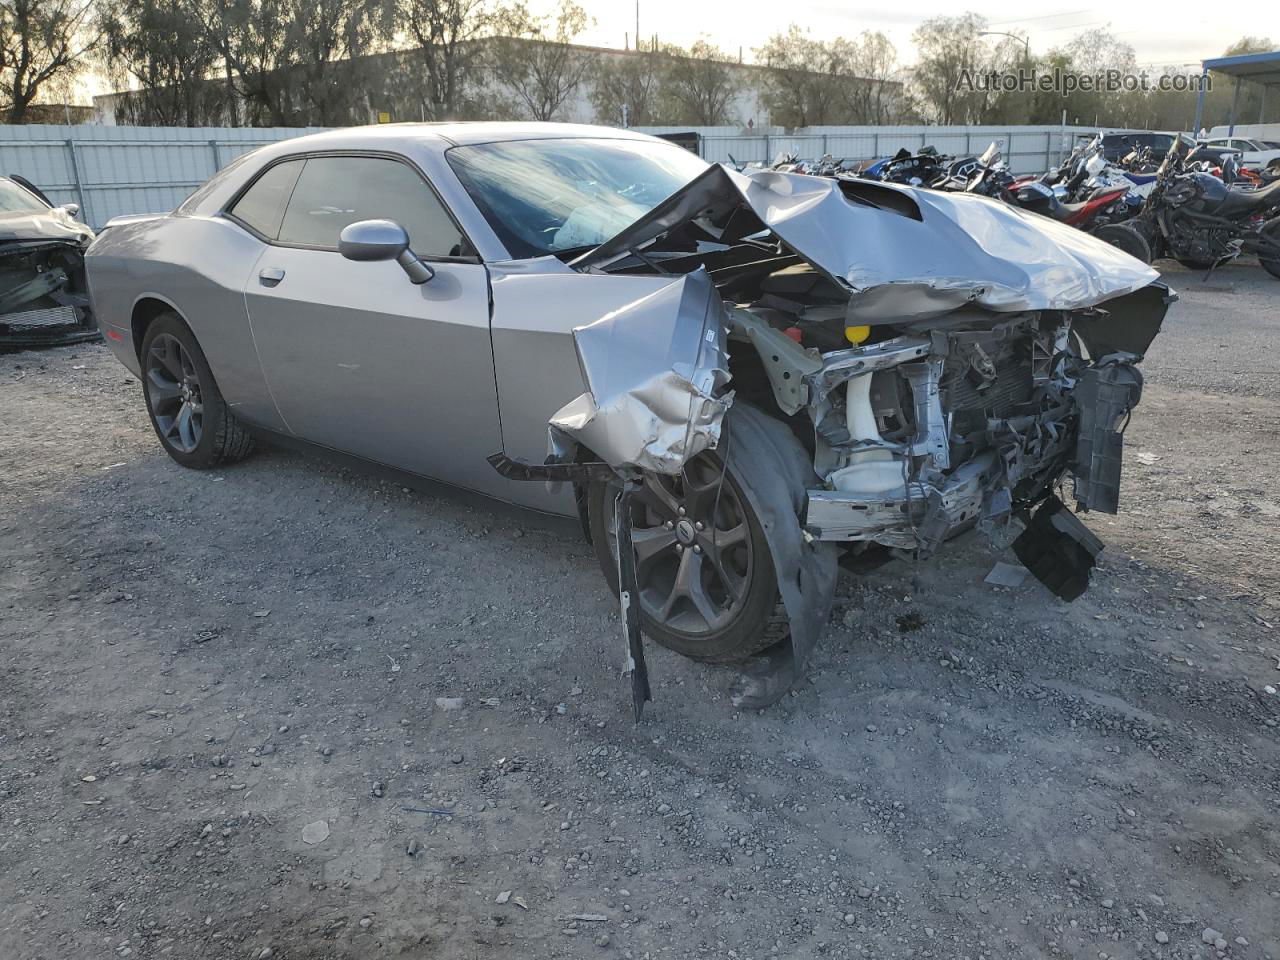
left=338, top=219, right=434, bottom=284
left=59, top=202, right=79, bottom=217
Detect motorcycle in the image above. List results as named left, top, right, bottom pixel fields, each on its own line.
left=1129, top=141, right=1280, bottom=276
left=864, top=146, right=964, bottom=188
left=965, top=142, right=1150, bottom=259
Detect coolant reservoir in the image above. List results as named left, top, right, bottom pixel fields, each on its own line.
left=829, top=373, right=903, bottom=494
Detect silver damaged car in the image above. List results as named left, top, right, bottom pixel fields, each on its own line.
left=87, top=123, right=1172, bottom=706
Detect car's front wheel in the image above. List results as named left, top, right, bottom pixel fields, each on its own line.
left=587, top=451, right=785, bottom=664
left=140, top=312, right=254, bottom=469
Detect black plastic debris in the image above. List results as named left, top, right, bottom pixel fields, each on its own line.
left=1072, top=357, right=1144, bottom=514
left=1013, top=495, right=1104, bottom=601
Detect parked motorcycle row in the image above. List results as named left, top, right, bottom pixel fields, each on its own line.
left=748, top=135, right=1280, bottom=279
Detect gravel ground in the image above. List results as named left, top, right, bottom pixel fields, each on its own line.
left=2, top=260, right=1279, bottom=960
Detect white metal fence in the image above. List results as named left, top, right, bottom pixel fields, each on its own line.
left=0, top=122, right=1103, bottom=229
left=636, top=124, right=1099, bottom=175
left=0, top=124, right=326, bottom=229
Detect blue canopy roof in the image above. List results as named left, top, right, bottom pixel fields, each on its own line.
left=1201, top=50, right=1280, bottom=83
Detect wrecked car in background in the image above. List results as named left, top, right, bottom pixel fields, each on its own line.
left=0, top=176, right=96, bottom=352
left=84, top=123, right=1170, bottom=710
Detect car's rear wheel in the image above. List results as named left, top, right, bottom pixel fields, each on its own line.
left=587, top=451, right=785, bottom=664
left=140, top=312, right=254, bottom=469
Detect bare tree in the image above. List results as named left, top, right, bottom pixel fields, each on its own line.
left=843, top=31, right=899, bottom=124
left=488, top=0, right=593, bottom=121
left=0, top=0, right=98, bottom=122
left=591, top=49, right=664, bottom=126
left=395, top=0, right=489, bottom=120
left=910, top=13, right=993, bottom=125
left=661, top=39, right=734, bottom=126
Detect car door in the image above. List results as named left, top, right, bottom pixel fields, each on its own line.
left=235, top=152, right=504, bottom=495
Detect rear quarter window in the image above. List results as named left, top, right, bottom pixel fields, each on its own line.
left=228, top=160, right=304, bottom=239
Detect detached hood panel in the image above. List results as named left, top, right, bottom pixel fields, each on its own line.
left=574, top=166, right=1159, bottom=323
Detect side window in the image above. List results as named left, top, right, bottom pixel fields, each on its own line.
left=277, top=156, right=467, bottom=258
left=228, top=159, right=303, bottom=239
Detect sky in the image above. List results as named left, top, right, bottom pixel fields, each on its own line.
left=568, top=1, right=1261, bottom=70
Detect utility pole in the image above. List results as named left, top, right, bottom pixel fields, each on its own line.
left=635, top=1, right=640, bottom=55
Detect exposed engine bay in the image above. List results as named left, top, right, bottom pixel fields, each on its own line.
left=719, top=259, right=1158, bottom=575
left=492, top=163, right=1170, bottom=713
left=0, top=239, right=95, bottom=350
left=555, top=164, right=1170, bottom=600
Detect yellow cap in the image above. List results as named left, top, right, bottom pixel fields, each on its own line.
left=845, top=325, right=871, bottom=344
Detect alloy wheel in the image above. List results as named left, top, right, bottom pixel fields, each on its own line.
left=609, top=454, right=754, bottom=635
left=145, top=333, right=204, bottom=454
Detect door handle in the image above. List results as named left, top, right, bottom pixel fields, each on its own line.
left=258, top=267, right=285, bottom=286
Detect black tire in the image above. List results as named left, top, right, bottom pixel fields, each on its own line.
left=1093, top=223, right=1152, bottom=264
left=139, top=312, right=254, bottom=469
left=1175, top=256, right=1217, bottom=270
left=1260, top=222, right=1280, bottom=280
left=587, top=450, right=786, bottom=664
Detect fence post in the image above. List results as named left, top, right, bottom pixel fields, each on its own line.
left=209, top=139, right=221, bottom=172
left=65, top=139, right=87, bottom=223
left=822, top=133, right=828, bottom=157
left=873, top=131, right=879, bottom=157
left=763, top=133, right=770, bottom=162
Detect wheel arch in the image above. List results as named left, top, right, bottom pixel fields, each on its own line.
left=130, top=294, right=186, bottom=361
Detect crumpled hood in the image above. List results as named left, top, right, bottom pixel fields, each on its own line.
left=0, top=210, right=93, bottom=245
left=574, top=166, right=1158, bottom=323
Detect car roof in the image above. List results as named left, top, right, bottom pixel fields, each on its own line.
left=258, top=121, right=663, bottom=153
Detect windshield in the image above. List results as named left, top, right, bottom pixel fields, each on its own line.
left=0, top=178, right=50, bottom=215
left=447, top=137, right=709, bottom=259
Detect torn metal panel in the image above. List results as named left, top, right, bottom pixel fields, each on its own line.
left=804, top=455, right=992, bottom=549
left=724, top=305, right=822, bottom=415
left=614, top=484, right=652, bottom=722
left=548, top=268, right=732, bottom=475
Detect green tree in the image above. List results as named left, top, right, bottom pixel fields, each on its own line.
left=660, top=39, right=734, bottom=125
left=0, top=0, right=98, bottom=122
left=591, top=49, right=665, bottom=126
left=395, top=0, right=492, bottom=120
left=100, top=0, right=226, bottom=125
left=910, top=13, right=994, bottom=124
left=488, top=0, right=594, bottom=121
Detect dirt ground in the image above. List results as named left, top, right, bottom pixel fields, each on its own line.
left=2, top=261, right=1279, bottom=960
